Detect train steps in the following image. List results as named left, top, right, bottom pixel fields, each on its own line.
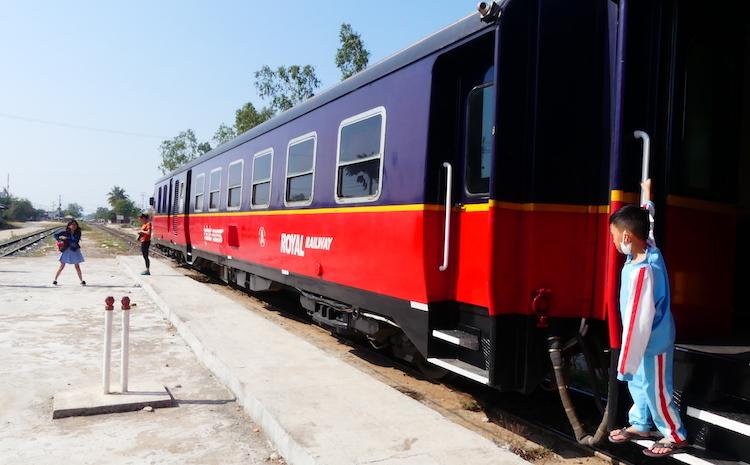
left=656, top=343, right=750, bottom=464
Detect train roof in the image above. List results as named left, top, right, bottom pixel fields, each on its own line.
left=157, top=11, right=493, bottom=182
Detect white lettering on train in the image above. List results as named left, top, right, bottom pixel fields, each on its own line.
left=279, top=233, right=334, bottom=256
left=203, top=227, right=224, bottom=243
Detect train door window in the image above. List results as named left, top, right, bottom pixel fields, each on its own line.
left=194, top=173, right=205, bottom=212
left=465, top=84, right=494, bottom=195
left=251, top=149, right=273, bottom=208
left=227, top=160, right=243, bottom=210
left=157, top=187, right=162, bottom=214
left=178, top=181, right=185, bottom=213
left=335, top=107, right=386, bottom=203
left=208, top=168, right=222, bottom=211
left=285, top=133, right=316, bottom=206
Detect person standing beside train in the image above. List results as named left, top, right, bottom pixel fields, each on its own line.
left=138, top=213, right=152, bottom=275
left=607, top=179, right=688, bottom=457
left=52, top=219, right=86, bottom=286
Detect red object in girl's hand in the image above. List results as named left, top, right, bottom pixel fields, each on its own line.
left=57, top=239, right=69, bottom=252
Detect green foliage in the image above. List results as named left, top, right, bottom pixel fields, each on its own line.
left=254, top=65, right=320, bottom=113
left=112, top=198, right=139, bottom=220
left=6, top=198, right=36, bottom=221
left=94, top=207, right=113, bottom=221
left=107, top=186, right=128, bottom=208
left=234, top=102, right=274, bottom=135
left=158, top=129, right=212, bottom=174
left=213, top=123, right=237, bottom=145
left=63, top=203, right=84, bottom=218
left=335, top=23, right=370, bottom=80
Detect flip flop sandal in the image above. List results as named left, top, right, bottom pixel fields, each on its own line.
left=642, top=440, right=689, bottom=457
left=608, top=427, right=655, bottom=444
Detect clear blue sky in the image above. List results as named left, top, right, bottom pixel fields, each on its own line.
left=0, top=1, right=474, bottom=214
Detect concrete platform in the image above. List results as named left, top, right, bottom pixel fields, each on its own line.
left=52, top=384, right=175, bottom=419
left=118, top=256, right=529, bottom=465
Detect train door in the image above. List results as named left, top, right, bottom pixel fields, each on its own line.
left=167, top=180, right=173, bottom=233
left=617, top=2, right=750, bottom=457
left=426, top=31, right=497, bottom=384
left=183, top=170, right=192, bottom=257
left=619, top=0, right=748, bottom=342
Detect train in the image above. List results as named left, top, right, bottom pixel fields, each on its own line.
left=152, top=0, right=748, bottom=461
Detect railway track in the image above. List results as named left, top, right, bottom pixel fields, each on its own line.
left=89, top=223, right=168, bottom=257
left=0, top=226, right=63, bottom=258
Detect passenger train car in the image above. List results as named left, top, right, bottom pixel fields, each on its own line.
left=153, top=0, right=748, bottom=460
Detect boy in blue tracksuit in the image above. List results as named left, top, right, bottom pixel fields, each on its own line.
left=607, top=180, right=688, bottom=457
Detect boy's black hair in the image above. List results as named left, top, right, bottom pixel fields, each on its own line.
left=139, top=213, right=149, bottom=220
left=610, top=205, right=649, bottom=241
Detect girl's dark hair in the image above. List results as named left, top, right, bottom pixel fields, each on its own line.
left=609, top=205, right=649, bottom=240
left=66, top=219, right=82, bottom=239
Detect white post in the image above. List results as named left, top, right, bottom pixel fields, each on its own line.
left=102, top=297, right=115, bottom=394
left=120, top=296, right=131, bottom=393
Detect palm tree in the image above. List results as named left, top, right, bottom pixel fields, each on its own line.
left=107, top=186, right=128, bottom=208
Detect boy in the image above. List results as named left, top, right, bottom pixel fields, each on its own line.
left=138, top=213, right=152, bottom=276
left=607, top=180, right=688, bottom=457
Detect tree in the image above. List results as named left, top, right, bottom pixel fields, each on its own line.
left=112, top=198, right=139, bottom=221
left=254, top=65, right=320, bottom=113
left=213, top=123, right=237, bottom=146
left=234, top=102, right=274, bottom=135
left=94, top=207, right=113, bottom=221
left=107, top=186, right=128, bottom=208
left=63, top=203, right=84, bottom=218
left=6, top=198, right=35, bottom=221
left=335, top=23, right=370, bottom=80
left=158, top=129, right=212, bottom=174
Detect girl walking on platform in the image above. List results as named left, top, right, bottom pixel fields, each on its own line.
left=53, top=219, right=86, bottom=286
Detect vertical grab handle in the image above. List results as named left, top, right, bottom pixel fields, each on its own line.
left=439, top=162, right=452, bottom=272
left=633, top=130, right=650, bottom=205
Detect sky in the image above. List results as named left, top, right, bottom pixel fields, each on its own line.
left=0, top=1, right=475, bottom=214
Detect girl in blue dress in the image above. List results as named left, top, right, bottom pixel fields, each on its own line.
left=53, top=219, right=86, bottom=285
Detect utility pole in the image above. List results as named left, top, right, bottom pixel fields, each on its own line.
left=140, top=192, right=145, bottom=211
left=58, top=195, right=62, bottom=218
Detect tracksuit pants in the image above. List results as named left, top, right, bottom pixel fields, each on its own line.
left=627, top=350, right=688, bottom=442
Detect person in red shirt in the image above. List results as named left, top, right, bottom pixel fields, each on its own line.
left=138, top=213, right=152, bottom=275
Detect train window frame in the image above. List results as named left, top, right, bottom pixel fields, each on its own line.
left=194, top=173, right=205, bottom=213
left=251, top=148, right=274, bottom=209
left=208, top=167, right=222, bottom=212
left=226, top=160, right=244, bottom=211
left=334, top=106, right=386, bottom=204
left=463, top=82, right=494, bottom=197
left=284, top=132, right=317, bottom=207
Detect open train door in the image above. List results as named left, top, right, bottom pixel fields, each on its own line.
left=613, top=0, right=749, bottom=458
left=425, top=29, right=498, bottom=386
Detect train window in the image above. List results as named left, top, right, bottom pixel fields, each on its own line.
left=208, top=168, right=222, bottom=211
left=252, top=149, right=273, bottom=208
left=335, top=107, right=386, bottom=202
left=157, top=187, right=162, bottom=214
left=194, top=174, right=205, bottom=212
left=285, top=133, right=316, bottom=206
left=227, top=160, right=243, bottom=210
left=465, top=84, right=494, bottom=195
left=178, top=181, right=185, bottom=214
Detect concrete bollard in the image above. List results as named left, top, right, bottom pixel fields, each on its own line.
left=120, top=296, right=131, bottom=392
left=103, top=296, right=115, bottom=394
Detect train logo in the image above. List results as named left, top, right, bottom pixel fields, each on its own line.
left=258, top=226, right=266, bottom=248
